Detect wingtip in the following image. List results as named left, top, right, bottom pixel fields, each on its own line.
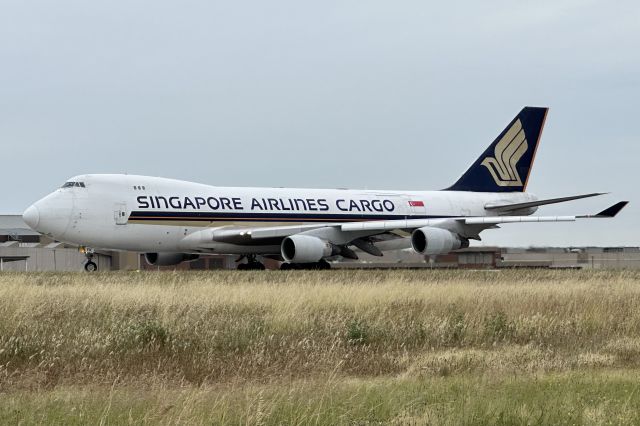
left=583, top=192, right=608, bottom=198
left=595, top=201, right=629, bottom=218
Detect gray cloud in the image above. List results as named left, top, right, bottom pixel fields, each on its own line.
left=1, top=0, right=638, bottom=246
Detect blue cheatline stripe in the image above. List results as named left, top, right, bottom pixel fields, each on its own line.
left=128, top=211, right=454, bottom=222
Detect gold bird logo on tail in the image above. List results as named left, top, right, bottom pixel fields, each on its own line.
left=481, top=119, right=528, bottom=187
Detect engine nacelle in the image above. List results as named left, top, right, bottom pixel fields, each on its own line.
left=411, top=227, right=468, bottom=255
left=145, top=252, right=200, bottom=266
left=281, top=235, right=333, bottom=263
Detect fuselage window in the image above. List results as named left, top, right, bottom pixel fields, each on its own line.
left=62, top=181, right=86, bottom=188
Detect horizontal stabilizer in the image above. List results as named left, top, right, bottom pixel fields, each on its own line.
left=485, top=193, right=606, bottom=212
left=579, top=201, right=629, bottom=218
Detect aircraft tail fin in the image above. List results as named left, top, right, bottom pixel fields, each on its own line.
left=446, top=106, right=548, bottom=192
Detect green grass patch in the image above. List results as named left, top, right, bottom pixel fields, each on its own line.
left=2, top=371, right=640, bottom=425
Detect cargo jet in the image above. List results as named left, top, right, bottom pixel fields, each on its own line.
left=22, top=107, right=627, bottom=271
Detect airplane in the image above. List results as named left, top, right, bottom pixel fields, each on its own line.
left=22, top=106, right=628, bottom=271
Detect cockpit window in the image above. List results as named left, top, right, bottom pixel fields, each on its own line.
left=61, top=181, right=86, bottom=188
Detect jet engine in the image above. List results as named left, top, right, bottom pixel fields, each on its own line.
left=411, top=227, right=469, bottom=255
left=281, top=235, right=335, bottom=263
left=144, top=252, right=200, bottom=266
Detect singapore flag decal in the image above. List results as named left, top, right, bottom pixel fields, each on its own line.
left=408, top=200, right=424, bottom=207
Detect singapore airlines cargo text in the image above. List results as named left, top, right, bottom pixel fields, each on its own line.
left=136, top=196, right=398, bottom=213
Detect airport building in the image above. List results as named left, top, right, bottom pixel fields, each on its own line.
left=342, top=246, right=640, bottom=270
left=0, top=215, right=113, bottom=271
left=1, top=214, right=638, bottom=271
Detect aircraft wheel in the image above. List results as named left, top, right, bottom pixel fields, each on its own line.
left=280, top=262, right=293, bottom=270
left=238, top=262, right=265, bottom=271
left=318, top=260, right=331, bottom=270
left=251, top=262, right=266, bottom=270
left=84, top=261, right=98, bottom=272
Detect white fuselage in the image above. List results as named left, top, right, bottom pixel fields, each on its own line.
left=24, top=174, right=537, bottom=254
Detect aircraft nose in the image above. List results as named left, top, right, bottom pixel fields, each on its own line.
left=22, top=205, right=40, bottom=229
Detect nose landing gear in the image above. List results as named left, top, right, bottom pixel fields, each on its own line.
left=81, top=247, right=98, bottom=272
left=85, top=261, right=98, bottom=272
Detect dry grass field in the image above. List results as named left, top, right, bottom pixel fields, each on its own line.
left=1, top=269, right=640, bottom=424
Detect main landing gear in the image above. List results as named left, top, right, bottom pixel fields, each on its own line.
left=82, top=247, right=98, bottom=272
left=280, top=260, right=331, bottom=270
left=236, top=254, right=266, bottom=271
left=235, top=256, right=333, bottom=271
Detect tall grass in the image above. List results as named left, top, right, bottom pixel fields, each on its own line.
left=1, top=270, right=640, bottom=424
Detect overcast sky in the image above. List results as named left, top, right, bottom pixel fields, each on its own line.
left=1, top=0, right=638, bottom=246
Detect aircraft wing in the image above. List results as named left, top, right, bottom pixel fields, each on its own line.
left=342, top=201, right=628, bottom=233
left=208, top=223, right=333, bottom=244
left=184, top=202, right=628, bottom=252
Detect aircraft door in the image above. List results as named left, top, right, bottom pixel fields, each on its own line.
left=114, top=203, right=128, bottom=225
